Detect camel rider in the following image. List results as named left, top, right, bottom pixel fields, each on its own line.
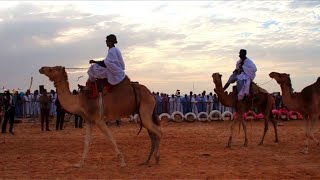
left=223, top=49, right=257, bottom=101
left=85, top=34, right=125, bottom=91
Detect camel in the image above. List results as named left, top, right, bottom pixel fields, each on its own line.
left=269, top=72, right=320, bottom=154
left=211, top=73, right=279, bottom=147
left=39, top=66, right=162, bottom=167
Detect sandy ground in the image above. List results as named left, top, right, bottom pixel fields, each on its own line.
left=0, top=118, right=320, bottom=179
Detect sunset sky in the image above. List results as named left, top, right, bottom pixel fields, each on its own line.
left=0, top=1, right=319, bottom=95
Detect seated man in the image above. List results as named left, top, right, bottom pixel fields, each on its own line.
left=223, top=49, right=257, bottom=101
left=83, top=34, right=125, bottom=93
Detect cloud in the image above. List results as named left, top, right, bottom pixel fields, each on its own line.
left=0, top=1, right=319, bottom=94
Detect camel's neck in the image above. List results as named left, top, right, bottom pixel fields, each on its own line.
left=213, top=80, right=235, bottom=107
left=280, top=78, right=299, bottom=110
left=54, top=79, right=81, bottom=114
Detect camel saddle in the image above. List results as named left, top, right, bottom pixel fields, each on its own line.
left=78, top=79, right=112, bottom=98
left=233, top=82, right=268, bottom=101
left=250, top=82, right=268, bottom=94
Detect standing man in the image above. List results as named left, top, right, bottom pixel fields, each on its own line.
left=275, top=92, right=282, bottom=110
left=55, top=95, right=65, bottom=130
left=1, top=90, right=15, bottom=135
left=207, top=93, right=213, bottom=114
left=155, top=92, right=162, bottom=115
left=223, top=49, right=257, bottom=101
left=39, top=89, right=51, bottom=131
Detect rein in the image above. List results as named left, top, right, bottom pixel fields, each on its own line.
left=257, top=78, right=273, bottom=86
left=65, top=67, right=88, bottom=70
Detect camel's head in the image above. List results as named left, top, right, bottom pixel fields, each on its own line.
left=269, top=72, right=290, bottom=85
left=39, top=66, right=67, bottom=82
left=211, top=73, right=222, bottom=84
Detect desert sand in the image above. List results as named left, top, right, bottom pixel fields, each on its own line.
left=0, top=118, right=319, bottom=179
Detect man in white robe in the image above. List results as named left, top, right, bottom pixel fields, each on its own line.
left=87, top=34, right=125, bottom=87
left=223, top=49, right=257, bottom=101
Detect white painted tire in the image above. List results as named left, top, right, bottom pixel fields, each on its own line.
left=209, top=110, right=222, bottom=121
left=171, top=111, right=184, bottom=122
left=134, top=114, right=141, bottom=123
left=159, top=113, right=171, bottom=121
left=221, top=111, right=233, bottom=121
left=184, top=112, right=197, bottom=122
left=288, top=111, right=298, bottom=120
left=245, top=111, right=256, bottom=120
left=291, top=114, right=298, bottom=120
left=197, top=112, right=209, bottom=122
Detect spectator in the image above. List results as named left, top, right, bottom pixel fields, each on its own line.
left=39, top=89, right=51, bottom=131
left=213, top=94, right=219, bottom=110
left=55, top=95, right=65, bottom=130
left=33, top=90, right=40, bottom=117
left=275, top=92, right=281, bottom=110
left=161, top=93, right=168, bottom=114
left=72, top=89, right=83, bottom=128
left=50, top=90, right=57, bottom=117
left=155, top=92, right=162, bottom=114
left=168, top=94, right=175, bottom=115
left=23, top=90, right=31, bottom=118
left=14, top=91, right=23, bottom=118
left=196, top=94, right=202, bottom=112
left=182, top=94, right=188, bottom=114
left=174, top=90, right=183, bottom=113
left=1, top=90, right=15, bottom=135
left=207, top=93, right=213, bottom=114
left=191, top=94, right=198, bottom=116
left=187, top=91, right=193, bottom=113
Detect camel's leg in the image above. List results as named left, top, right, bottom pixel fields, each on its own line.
left=226, top=117, right=239, bottom=148
left=242, top=119, right=248, bottom=147
left=309, top=116, right=319, bottom=145
left=74, top=121, right=93, bottom=168
left=139, top=104, right=162, bottom=165
left=96, top=120, right=126, bottom=167
left=153, top=132, right=161, bottom=165
left=140, top=130, right=156, bottom=166
left=301, top=119, right=310, bottom=154
left=270, top=115, right=279, bottom=143
left=259, top=117, right=268, bottom=145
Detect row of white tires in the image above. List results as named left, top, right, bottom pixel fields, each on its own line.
left=166, top=111, right=233, bottom=122
left=130, top=111, right=233, bottom=122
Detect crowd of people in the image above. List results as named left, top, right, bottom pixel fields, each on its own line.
left=152, top=90, right=234, bottom=116
left=0, top=88, right=83, bottom=135
left=0, top=84, right=286, bottom=135
left=152, top=90, right=284, bottom=116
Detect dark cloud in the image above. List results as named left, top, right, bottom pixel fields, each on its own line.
left=0, top=2, right=189, bottom=91
left=289, top=1, right=320, bottom=8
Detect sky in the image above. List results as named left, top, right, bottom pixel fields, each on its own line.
left=0, top=1, right=319, bottom=95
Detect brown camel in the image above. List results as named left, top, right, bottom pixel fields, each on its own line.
left=269, top=72, right=320, bottom=154
left=211, top=73, right=278, bottom=147
left=39, top=66, right=162, bottom=167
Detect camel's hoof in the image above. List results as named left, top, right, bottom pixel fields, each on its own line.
left=155, top=156, right=160, bottom=165
left=258, top=142, right=263, bottom=146
left=226, top=144, right=231, bottom=149
left=300, top=149, right=308, bottom=154
left=275, top=140, right=279, bottom=143
left=120, top=162, right=127, bottom=167
left=243, top=144, right=248, bottom=147
left=139, top=161, right=149, bottom=166
left=74, top=163, right=82, bottom=168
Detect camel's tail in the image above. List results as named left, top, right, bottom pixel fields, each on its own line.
left=136, top=105, right=159, bottom=135
left=152, top=106, right=160, bottom=126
